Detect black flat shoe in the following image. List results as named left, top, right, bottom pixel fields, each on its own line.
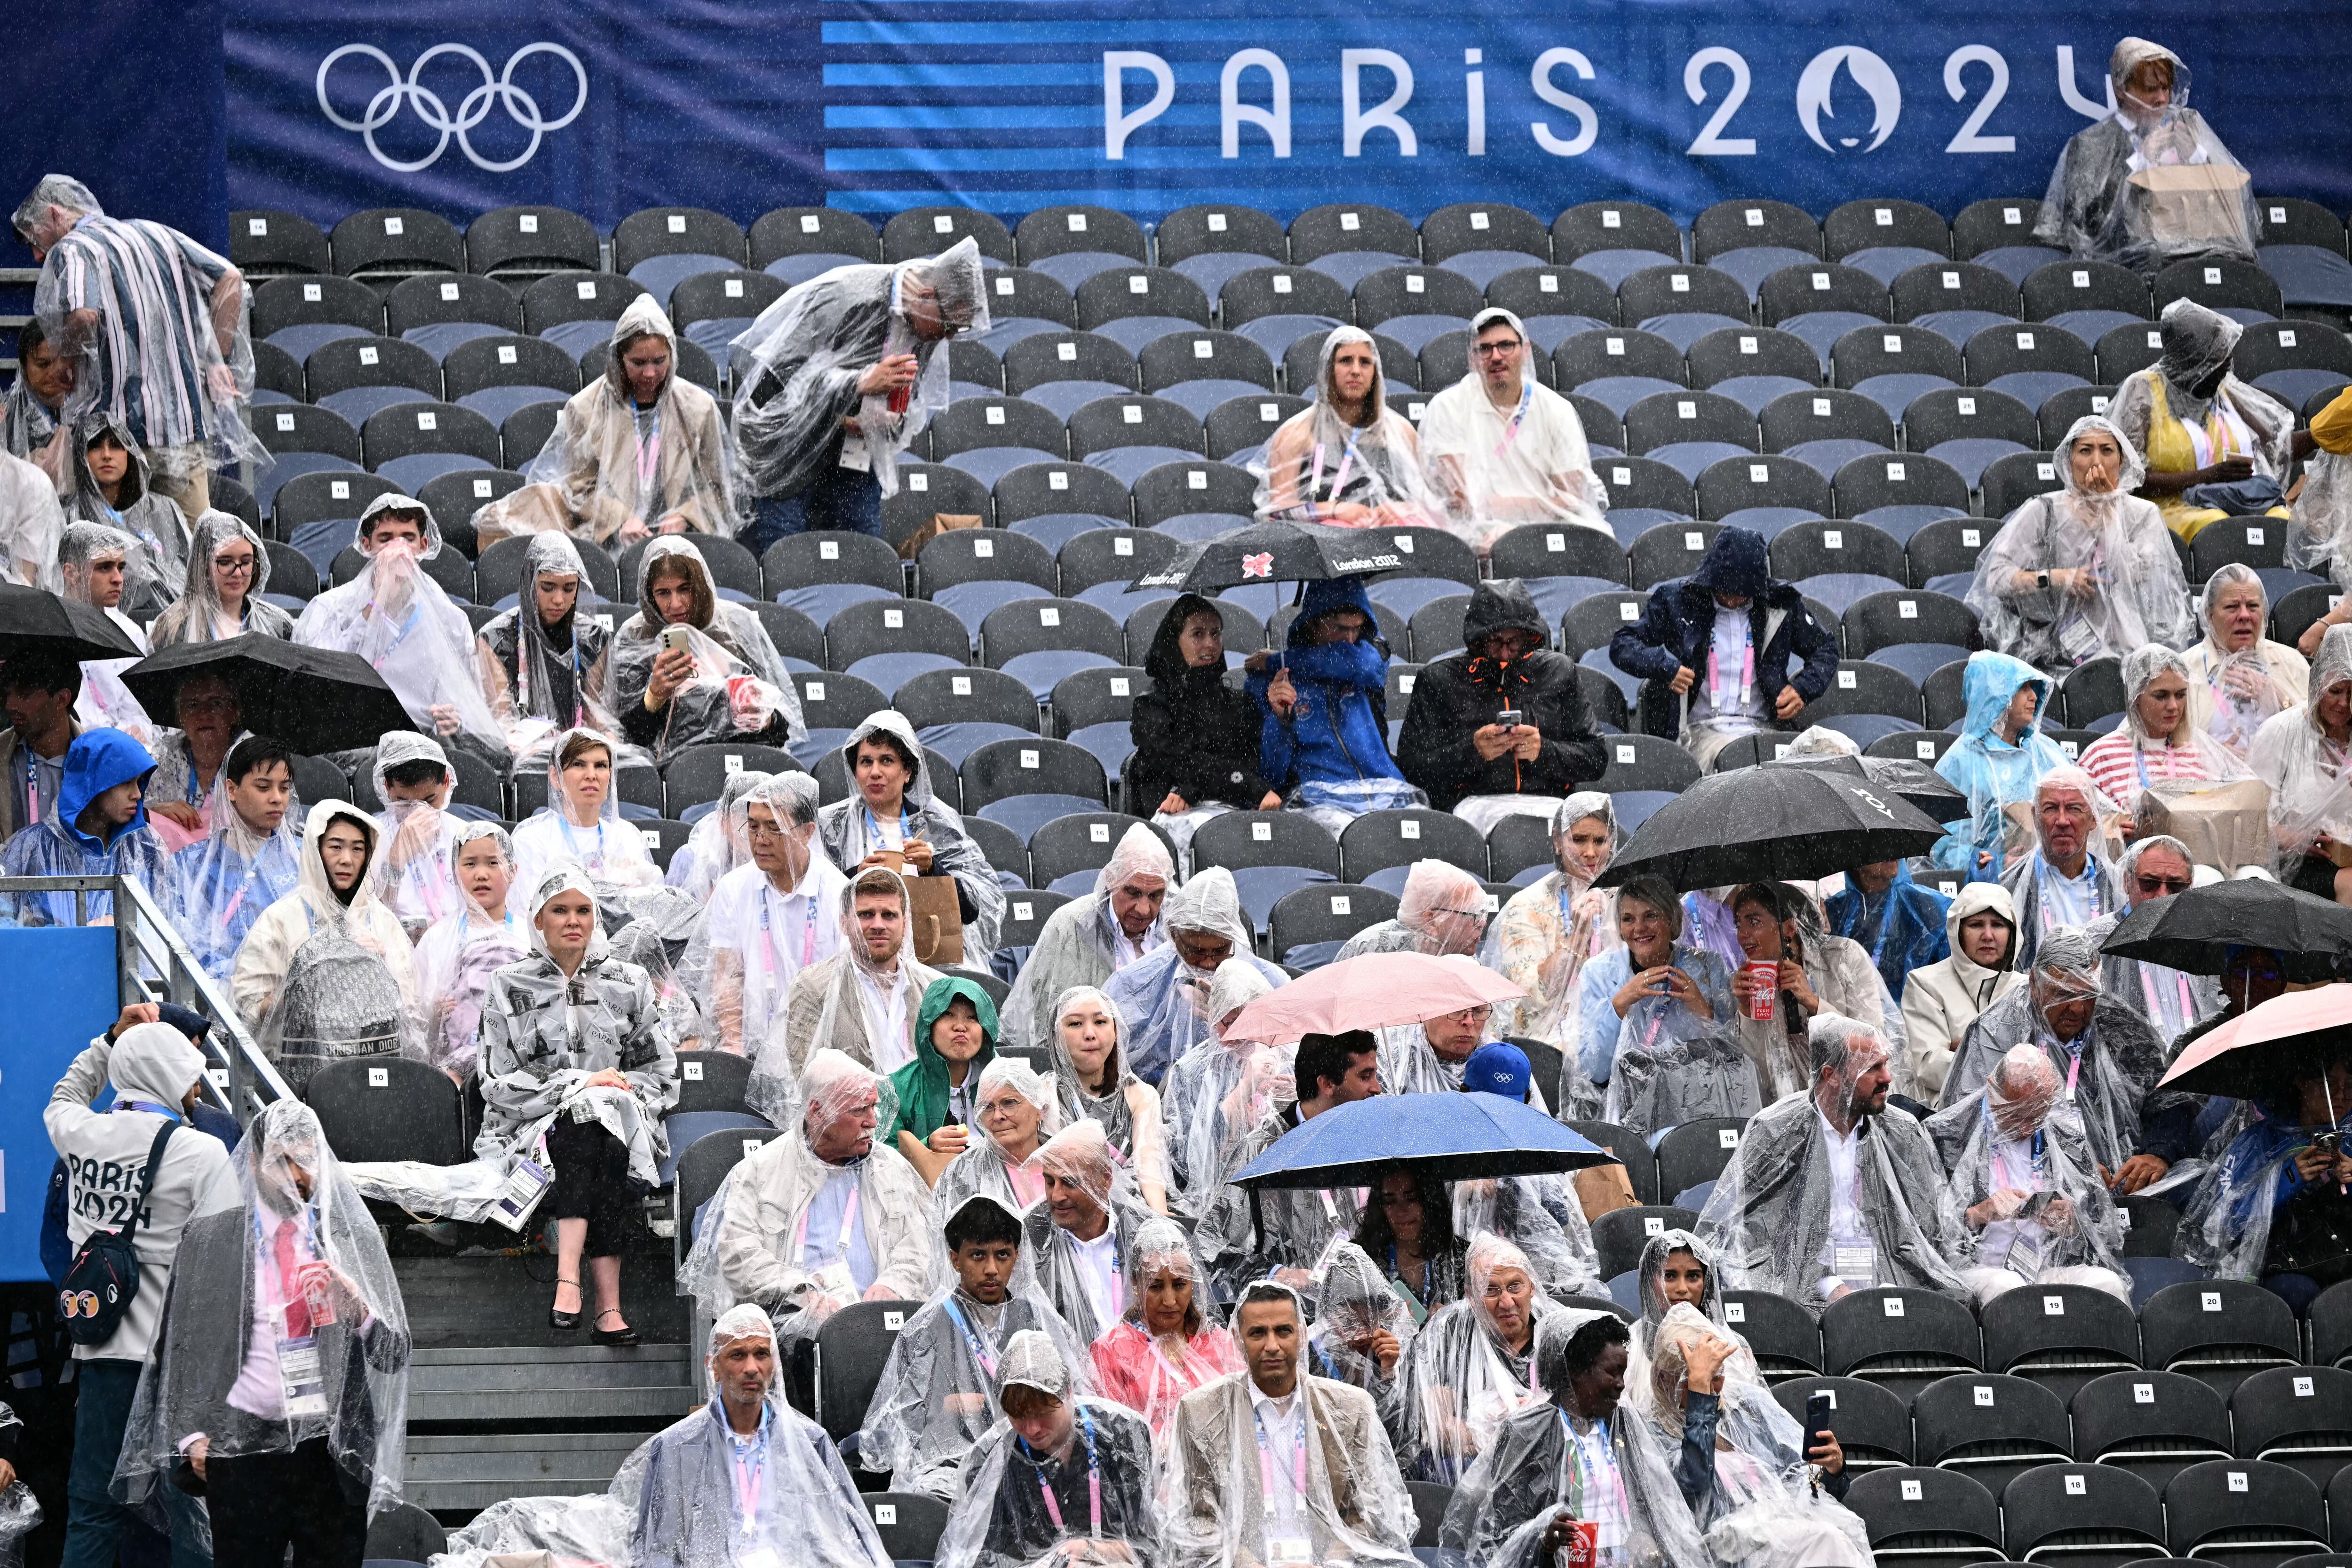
left=592, top=1310, right=639, bottom=1348
left=550, top=1278, right=582, bottom=1332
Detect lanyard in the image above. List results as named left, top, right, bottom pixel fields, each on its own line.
left=1388, top=1242, right=1429, bottom=1303
left=726, top=1419, right=767, bottom=1530
left=1254, top=1403, right=1308, bottom=1505
left=23, top=751, right=40, bottom=826
left=942, top=1297, right=1001, bottom=1380
left=1706, top=637, right=1755, bottom=711
left=556, top=809, right=607, bottom=871
left=862, top=804, right=913, bottom=855
left=793, top=1179, right=862, bottom=1265
left=118, top=1100, right=182, bottom=1121
left=1308, top=426, right=1367, bottom=507
left=1491, top=380, right=1534, bottom=459
left=1982, top=1097, right=2047, bottom=1177
left=518, top=623, right=587, bottom=728
left=215, top=839, right=278, bottom=928
left=2140, top=962, right=2195, bottom=1029
left=1029, top=1407, right=1103, bottom=1538
left=634, top=407, right=663, bottom=491
left=755, top=882, right=818, bottom=984
left=2036, top=858, right=2107, bottom=932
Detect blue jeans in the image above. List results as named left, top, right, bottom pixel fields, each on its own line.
left=64, top=1358, right=209, bottom=1568
left=747, top=460, right=883, bottom=557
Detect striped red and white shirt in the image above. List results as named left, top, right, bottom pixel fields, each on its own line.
left=2078, top=729, right=2217, bottom=806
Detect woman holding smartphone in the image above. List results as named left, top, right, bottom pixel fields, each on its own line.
left=1573, top=875, right=1735, bottom=1128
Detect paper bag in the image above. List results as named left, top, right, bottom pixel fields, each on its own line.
left=897, top=512, right=981, bottom=561
left=905, top=872, right=964, bottom=967
left=2127, top=163, right=2253, bottom=251
left=1574, top=1162, right=1640, bottom=1224
left=2137, top=777, right=2273, bottom=874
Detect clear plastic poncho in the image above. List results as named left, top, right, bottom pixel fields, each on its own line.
left=61, top=412, right=187, bottom=611
left=1020, top=1119, right=1172, bottom=1344
left=1998, top=765, right=2126, bottom=967
left=1253, top=326, right=1441, bottom=527
left=1192, top=1095, right=1367, bottom=1305
left=2080, top=644, right=2250, bottom=824
left=1306, top=1242, right=1418, bottom=1448
left=935, top=1348, right=1160, bottom=1568
left=814, top=709, right=1002, bottom=960
left=0, top=1401, right=35, bottom=1568
left=1155, top=1282, right=1420, bottom=1568
left=2110, top=300, right=2297, bottom=525
left=1933, top=652, right=2070, bottom=876
left=148, top=509, right=294, bottom=646
left=1337, top=858, right=1490, bottom=964
left=593, top=537, right=800, bottom=762
left=411, top=821, right=528, bottom=1078
left=930, top=1055, right=1065, bottom=1232
left=731, top=238, right=990, bottom=499
left=1160, top=957, right=1290, bottom=1214
left=2249, top=623, right=2352, bottom=866
left=685, top=771, right=839, bottom=1055
left=511, top=726, right=664, bottom=904
left=999, top=824, right=1174, bottom=1055
left=856, top=1194, right=1093, bottom=1499
left=2293, top=440, right=2352, bottom=599
left=2185, top=564, right=2309, bottom=760
left=1399, top=1234, right=1562, bottom=1482
left=750, top=866, right=945, bottom=1125
left=1086, top=1215, right=1244, bottom=1439
left=478, top=532, right=622, bottom=766
left=1417, top=307, right=1608, bottom=551
left=0, top=448, right=64, bottom=593
left=667, top=765, right=771, bottom=903
left=2178, top=1094, right=2352, bottom=1281
left=1965, top=415, right=2193, bottom=672
left=1454, top=1173, right=1605, bottom=1304
left=167, top=746, right=302, bottom=981
left=1047, top=985, right=1167, bottom=1207
left=2087, top=838, right=2225, bottom=1044
left=1494, top=792, right=1621, bottom=1067
left=57, top=520, right=157, bottom=745
left=1103, top=865, right=1277, bottom=1088
left=1575, top=933, right=1740, bottom=1128
left=293, top=493, right=507, bottom=752
left=1697, top=1017, right=1971, bottom=1309
left=1623, top=1227, right=1750, bottom=1409
left=370, top=730, right=469, bottom=938
left=112, top=1100, right=411, bottom=1517
left=2034, top=39, right=2258, bottom=274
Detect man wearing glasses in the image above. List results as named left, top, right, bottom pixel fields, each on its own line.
left=1415, top=306, right=1609, bottom=554
left=2086, top=834, right=2221, bottom=1047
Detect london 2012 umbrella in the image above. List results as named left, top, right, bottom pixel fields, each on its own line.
left=1126, top=518, right=1410, bottom=594
left=2103, top=877, right=2352, bottom=984
left=121, top=634, right=415, bottom=756
left=0, top=583, right=143, bottom=665
left=1594, top=762, right=1951, bottom=893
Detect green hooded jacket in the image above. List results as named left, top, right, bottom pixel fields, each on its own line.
left=884, top=975, right=1001, bottom=1143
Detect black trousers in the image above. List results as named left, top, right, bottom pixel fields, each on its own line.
left=206, top=1437, right=366, bottom=1568
left=544, top=1114, right=635, bottom=1256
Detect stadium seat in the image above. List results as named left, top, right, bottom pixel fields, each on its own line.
left=1267, top=883, right=1399, bottom=969
left=2164, top=1458, right=2330, bottom=1565
left=1820, top=1286, right=1983, bottom=1401
left=1589, top=1206, right=1701, bottom=1279
left=1561, top=1120, right=1657, bottom=1204
left=2230, top=1366, right=2352, bottom=1491
left=2136, top=1280, right=2301, bottom=1398
left=2154, top=256, right=2285, bottom=319
left=1768, top=520, right=1906, bottom=584
left=1911, top=1372, right=2076, bottom=1499
left=1652, top=1118, right=1747, bottom=1197
left=1768, top=1375, right=1913, bottom=1470
left=2002, top=1461, right=2167, bottom=1564
left=1980, top=451, right=2064, bottom=519
left=304, top=1058, right=465, bottom=1167
left=1694, top=455, right=1832, bottom=523
left=2072, top=1369, right=2234, bottom=1492
left=1843, top=1466, right=2005, bottom=1566
left=1335, top=809, right=1487, bottom=885
left=233, top=208, right=331, bottom=278
left=1627, top=520, right=1721, bottom=589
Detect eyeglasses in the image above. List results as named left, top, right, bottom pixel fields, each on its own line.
left=1473, top=341, right=1524, bottom=357
left=2135, top=873, right=2191, bottom=895
left=212, top=555, right=255, bottom=576
left=745, top=821, right=795, bottom=841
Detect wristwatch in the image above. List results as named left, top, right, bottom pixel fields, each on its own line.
left=2034, top=570, right=2051, bottom=590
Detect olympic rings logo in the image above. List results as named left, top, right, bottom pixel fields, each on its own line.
left=316, top=43, right=588, bottom=173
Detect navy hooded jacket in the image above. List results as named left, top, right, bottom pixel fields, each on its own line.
left=1607, top=527, right=1840, bottom=741
left=0, top=725, right=171, bottom=926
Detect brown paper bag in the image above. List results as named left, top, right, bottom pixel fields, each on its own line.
left=2137, top=777, right=2273, bottom=874
left=905, top=872, right=964, bottom=967
left=897, top=512, right=981, bottom=561
left=1575, top=1162, right=1640, bottom=1224
left=2128, top=163, right=2254, bottom=251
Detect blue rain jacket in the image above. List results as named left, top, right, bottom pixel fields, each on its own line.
left=1245, top=577, right=1406, bottom=792
left=1824, top=862, right=1952, bottom=1000
left=1931, top=652, right=2066, bottom=877
left=1, top=726, right=170, bottom=926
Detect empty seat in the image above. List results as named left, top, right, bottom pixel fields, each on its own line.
left=2232, top=1365, right=2352, bottom=1491
left=1288, top=203, right=1419, bottom=266
left=1693, top=455, right=1832, bottom=523
left=2164, top=1458, right=2330, bottom=1565
left=332, top=207, right=464, bottom=285
left=2154, top=256, right=2285, bottom=319
left=2137, top=1279, right=2300, bottom=1397
left=2001, top=1461, right=2167, bottom=1565
left=882, top=206, right=1014, bottom=265
left=1336, top=808, right=1487, bottom=884
left=466, top=206, right=601, bottom=281
left=1981, top=451, right=2064, bottom=519
left=1913, top=1373, right=2076, bottom=1499
left=1759, top=262, right=1890, bottom=326
left=749, top=207, right=881, bottom=269
left=1619, top=264, right=1751, bottom=325
left=1821, top=1286, right=1982, bottom=1399
left=1834, top=452, right=1971, bottom=521
left=2072, top=1369, right=2234, bottom=1492
left=1843, top=1466, right=2005, bottom=1566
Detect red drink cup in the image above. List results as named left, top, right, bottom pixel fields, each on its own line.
left=1561, top=1520, right=1599, bottom=1568
left=1745, top=960, right=1778, bottom=1022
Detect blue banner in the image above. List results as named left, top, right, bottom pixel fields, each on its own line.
left=0, top=928, right=124, bottom=1283
left=222, top=0, right=2352, bottom=230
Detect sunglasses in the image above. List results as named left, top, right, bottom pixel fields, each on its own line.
left=2134, top=872, right=2191, bottom=895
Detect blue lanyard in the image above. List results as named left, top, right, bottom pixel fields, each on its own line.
left=863, top=804, right=912, bottom=847
left=118, top=1100, right=182, bottom=1122
left=556, top=811, right=606, bottom=869
left=942, top=1297, right=1001, bottom=1380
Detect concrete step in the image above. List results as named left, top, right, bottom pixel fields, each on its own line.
left=408, top=1344, right=696, bottom=1425
left=405, top=1433, right=644, bottom=1513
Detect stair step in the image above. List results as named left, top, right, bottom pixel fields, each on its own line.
left=404, top=1433, right=644, bottom=1511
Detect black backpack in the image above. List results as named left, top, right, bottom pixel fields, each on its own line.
left=57, top=1119, right=176, bottom=1347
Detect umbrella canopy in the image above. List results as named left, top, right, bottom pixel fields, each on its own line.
left=2102, top=879, right=2352, bottom=984
left=1232, top=1091, right=1615, bottom=1188
left=1594, top=763, right=1949, bottom=892
left=1224, top=951, right=1525, bottom=1046
left=0, top=583, right=143, bottom=665
left=1776, top=752, right=1965, bottom=818
left=2159, top=984, right=2352, bottom=1098
left=121, top=634, right=416, bottom=756
left=1128, top=519, right=1407, bottom=594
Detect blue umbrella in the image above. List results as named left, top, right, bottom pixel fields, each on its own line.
left=1231, top=1092, right=1616, bottom=1189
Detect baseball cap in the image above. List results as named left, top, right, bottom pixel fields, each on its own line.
left=1463, top=1042, right=1531, bottom=1102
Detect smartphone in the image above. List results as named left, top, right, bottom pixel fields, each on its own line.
left=1804, top=1392, right=1834, bottom=1457
left=1496, top=709, right=1523, bottom=730
left=658, top=624, right=693, bottom=657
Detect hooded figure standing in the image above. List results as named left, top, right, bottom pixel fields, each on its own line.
left=1609, top=525, right=1838, bottom=769
left=1245, top=575, right=1420, bottom=832
left=1397, top=578, right=1606, bottom=829
left=997, top=824, right=1173, bottom=1054
left=1417, top=306, right=1610, bottom=553
left=731, top=240, right=990, bottom=554
left=1, top=725, right=171, bottom=927
left=472, top=295, right=740, bottom=546
left=1252, top=326, right=1439, bottom=529
left=2112, top=300, right=2304, bottom=541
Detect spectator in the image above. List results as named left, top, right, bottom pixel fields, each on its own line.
left=2252, top=624, right=2352, bottom=904
left=60, top=412, right=190, bottom=595
left=1934, top=651, right=2067, bottom=877
left=510, top=727, right=662, bottom=900
left=1697, top=1016, right=1970, bottom=1307
left=731, top=239, right=988, bottom=553
left=753, top=867, right=946, bottom=1122
left=1609, top=525, right=1838, bottom=768
left=2291, top=386, right=2352, bottom=626
left=113, top=1101, right=410, bottom=1568
left=1023, top=1119, right=1162, bottom=1344
left=231, top=800, right=418, bottom=1072
left=1823, top=861, right=1950, bottom=1006
left=13, top=174, right=257, bottom=520
left=1624, top=1229, right=1746, bottom=1394
left=601, top=537, right=801, bottom=763
left=141, top=669, right=250, bottom=851
left=2179, top=1055, right=2352, bottom=1308
left=294, top=495, right=507, bottom=760
left=664, top=765, right=770, bottom=903
left=1397, top=579, right=1606, bottom=828
left=0, top=444, right=66, bottom=593
left=1088, top=1216, right=1244, bottom=1437
left=475, top=533, right=615, bottom=763
left=884, top=976, right=1002, bottom=1187
left=716, top=1049, right=937, bottom=1323
left=1196, top=1029, right=1383, bottom=1302
left=44, top=1020, right=230, bottom=1568
left=1493, top=793, right=1622, bottom=1056
left=1574, top=875, right=1734, bottom=1118
left=2082, top=645, right=2250, bottom=821
left=0, top=647, right=83, bottom=842
left=1336, top=858, right=1488, bottom=964
left=169, top=734, right=300, bottom=981
left=55, top=523, right=155, bottom=752
left=2090, top=836, right=2222, bottom=1044
left=1132, top=593, right=1280, bottom=865
left=998, top=824, right=1172, bottom=1054
left=931, top=1056, right=1062, bottom=1223
left=368, top=732, right=472, bottom=940
left=1, top=725, right=170, bottom=927
left=2183, top=564, right=2308, bottom=754
left=1305, top=1242, right=1417, bottom=1449
left=934, top=1330, right=1158, bottom=1568
left=1352, top=1164, right=1468, bottom=1323
left=1047, top=985, right=1169, bottom=1214
left=1448, top=1131, right=1605, bottom=1306
left=1159, top=958, right=1284, bottom=1209
left=1727, top=881, right=1891, bottom=1107
left=411, top=821, right=525, bottom=1082
left=147, top=510, right=292, bottom=647
left=696, top=772, right=844, bottom=1057
left=1418, top=307, right=1609, bottom=552
left=1380, top=961, right=1510, bottom=1101
left=1105, top=866, right=1281, bottom=1087
left=3, top=317, right=71, bottom=477
left=1438, top=1311, right=1707, bottom=1567
left=474, top=296, right=739, bottom=546
left=1899, top=882, right=2024, bottom=1099
left=1245, top=575, right=1421, bottom=831
left=2003, top=766, right=2124, bottom=966
left=1400, top=1234, right=1562, bottom=1482
left=814, top=712, right=1001, bottom=959
left=855, top=1194, right=1087, bottom=1498
left=1253, top=327, right=1438, bottom=528
left=633, top=1305, right=893, bottom=1568
left=1968, top=415, right=2195, bottom=667
left=1928, top=1044, right=2132, bottom=1307
left=1159, top=1280, right=1419, bottom=1568
left=2114, top=301, right=2305, bottom=541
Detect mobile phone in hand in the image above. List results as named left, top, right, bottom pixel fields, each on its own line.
left=1496, top=709, right=1523, bottom=729
left=1804, top=1391, right=1834, bottom=1456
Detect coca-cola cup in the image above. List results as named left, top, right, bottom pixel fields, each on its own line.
left=1561, top=1520, right=1599, bottom=1568
left=1744, top=960, right=1778, bottom=1022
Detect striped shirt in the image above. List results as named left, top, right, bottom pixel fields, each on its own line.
left=42, top=214, right=235, bottom=452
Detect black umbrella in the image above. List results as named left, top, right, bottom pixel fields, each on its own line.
left=0, top=583, right=143, bottom=665
left=121, top=635, right=416, bottom=756
left=1128, top=519, right=1408, bottom=594
left=1594, top=763, right=1950, bottom=892
left=2102, top=878, right=2352, bottom=984
left=1773, top=752, right=1966, bottom=819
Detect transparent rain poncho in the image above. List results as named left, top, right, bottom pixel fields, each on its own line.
left=607, top=880, right=715, bottom=1052
left=1454, top=1174, right=1605, bottom=1304
left=2178, top=1092, right=2352, bottom=1281
left=731, top=237, right=989, bottom=500
left=1160, top=957, right=1290, bottom=1213
left=815, top=709, right=1002, bottom=959
left=1575, top=898, right=1740, bottom=1128
left=1623, top=1227, right=1750, bottom=1408
left=476, top=294, right=743, bottom=546
left=1156, top=1281, right=1420, bottom=1568
left=627, top=1306, right=894, bottom=1568
left=998, top=824, right=1174, bottom=1055
left=112, top=1101, right=412, bottom=1517
left=1021, top=1119, right=1172, bottom=1344
left=1336, top=858, right=1489, bottom=964
left=935, top=1334, right=1161, bottom=1568
left=511, top=726, right=663, bottom=903
left=595, top=538, right=801, bottom=761
left=1997, top=764, right=2126, bottom=967
left=1417, top=307, right=1609, bottom=551
left=2089, top=836, right=2225, bottom=1043
left=2034, top=39, right=2258, bottom=274
left=62, top=411, right=190, bottom=606
left=856, top=1194, right=1092, bottom=1499
left=1193, top=1088, right=1368, bottom=1305
left=1253, top=326, right=1440, bottom=527
left=686, top=772, right=842, bottom=1056
left=1047, top=984, right=1168, bottom=1210
left=477, top=532, right=621, bottom=765
left=667, top=765, right=771, bottom=903
left=2078, top=644, right=2250, bottom=827
left=930, top=1055, right=1065, bottom=1232
left=750, top=865, right=945, bottom=1125
left=168, top=745, right=303, bottom=982
left=57, top=521, right=156, bottom=745
left=2251, top=625, right=2352, bottom=867
left=1933, top=652, right=2070, bottom=875
left=293, top=493, right=506, bottom=753
left=1926, top=1043, right=2130, bottom=1303
left=1965, top=415, right=2193, bottom=673
left=2292, top=441, right=2352, bottom=600
left=1306, top=1242, right=1418, bottom=1448
left=0, top=1402, right=35, bottom=1568
left=1494, top=792, right=1622, bottom=1063
left=0, top=448, right=65, bottom=593
left=1399, top=1234, right=1563, bottom=1483
left=148, top=509, right=294, bottom=646
left=1086, top=1216, right=1244, bottom=1437
left=410, top=821, right=528, bottom=1079
left=2111, top=300, right=2298, bottom=529
left=1103, top=864, right=1278, bottom=1087
left=369, top=730, right=469, bottom=939
left=1697, top=1017, right=1971, bottom=1309
left=1437, top=1308, right=1709, bottom=1568
left=2184, top=564, right=2309, bottom=759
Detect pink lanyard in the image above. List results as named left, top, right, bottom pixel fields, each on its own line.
left=634, top=408, right=663, bottom=490
left=1706, top=641, right=1755, bottom=711
left=792, top=1181, right=861, bottom=1264
left=1033, top=1408, right=1103, bottom=1537
left=727, top=1427, right=766, bottom=1526
left=2140, top=963, right=2194, bottom=1027
left=756, top=884, right=817, bottom=982
left=1255, top=1406, right=1308, bottom=1504
left=1492, top=381, right=1534, bottom=459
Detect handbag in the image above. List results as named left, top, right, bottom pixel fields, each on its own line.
left=904, top=872, right=965, bottom=967
left=57, top=1119, right=177, bottom=1347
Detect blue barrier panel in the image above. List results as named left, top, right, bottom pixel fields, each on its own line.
left=0, top=927, right=122, bottom=1283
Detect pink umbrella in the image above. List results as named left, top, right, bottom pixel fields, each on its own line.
left=1227, top=952, right=1526, bottom=1045
left=2158, top=984, right=2352, bottom=1099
